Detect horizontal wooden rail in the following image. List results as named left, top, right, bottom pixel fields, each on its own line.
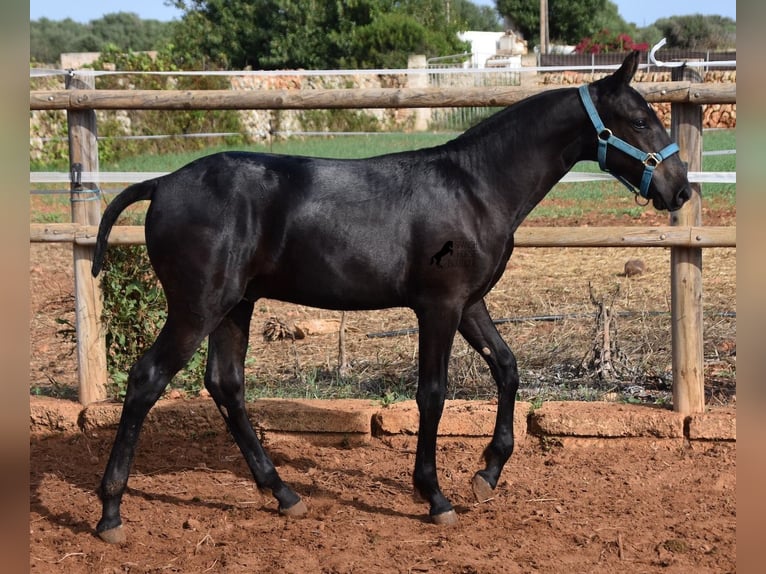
left=517, top=226, right=735, bottom=248
left=29, top=81, right=736, bottom=111
left=30, top=223, right=736, bottom=249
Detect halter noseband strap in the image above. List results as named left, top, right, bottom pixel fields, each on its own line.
left=578, top=85, right=679, bottom=199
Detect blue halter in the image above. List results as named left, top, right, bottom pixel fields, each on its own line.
left=578, top=85, right=680, bottom=199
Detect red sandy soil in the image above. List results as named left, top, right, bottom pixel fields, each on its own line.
left=31, top=426, right=735, bottom=573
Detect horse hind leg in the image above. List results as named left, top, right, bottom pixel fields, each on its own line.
left=204, top=299, right=306, bottom=517
left=96, top=313, right=210, bottom=543
left=458, top=300, right=520, bottom=502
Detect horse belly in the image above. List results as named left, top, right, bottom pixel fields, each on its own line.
left=252, top=242, right=407, bottom=311
left=254, top=268, right=403, bottom=311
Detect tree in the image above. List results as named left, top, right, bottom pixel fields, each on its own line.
left=30, top=13, right=172, bottom=64
left=90, top=46, right=243, bottom=161
left=341, top=10, right=472, bottom=69
left=342, top=1, right=476, bottom=68
left=30, top=18, right=89, bottom=63
left=90, top=12, right=170, bottom=52
left=496, top=0, right=630, bottom=47
left=654, top=14, right=736, bottom=50
left=169, top=0, right=471, bottom=70
left=454, top=1, right=503, bottom=31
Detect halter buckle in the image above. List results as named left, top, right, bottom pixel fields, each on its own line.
left=643, top=153, right=660, bottom=167
left=598, top=128, right=612, bottom=142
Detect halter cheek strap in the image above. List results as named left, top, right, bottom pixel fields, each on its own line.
left=578, top=85, right=679, bottom=199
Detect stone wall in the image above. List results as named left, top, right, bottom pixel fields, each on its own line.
left=30, top=396, right=736, bottom=444
left=538, top=70, right=737, bottom=129
left=229, top=72, right=415, bottom=138
left=29, top=67, right=736, bottom=164
left=221, top=68, right=737, bottom=136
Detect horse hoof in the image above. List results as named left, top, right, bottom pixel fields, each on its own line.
left=98, top=525, right=127, bottom=544
left=431, top=509, right=458, bottom=526
left=472, top=473, right=495, bottom=503
left=280, top=499, right=308, bottom=518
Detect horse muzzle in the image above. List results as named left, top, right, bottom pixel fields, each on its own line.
left=654, top=183, right=692, bottom=212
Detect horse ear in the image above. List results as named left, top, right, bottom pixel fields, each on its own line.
left=612, top=51, right=640, bottom=85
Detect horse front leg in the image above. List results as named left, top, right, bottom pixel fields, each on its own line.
left=413, top=308, right=461, bottom=525
left=458, top=300, right=520, bottom=502
left=204, top=300, right=306, bottom=517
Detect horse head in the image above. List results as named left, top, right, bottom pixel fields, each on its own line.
left=582, top=51, right=691, bottom=212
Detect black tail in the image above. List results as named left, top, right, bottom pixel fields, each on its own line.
left=91, top=179, right=159, bottom=277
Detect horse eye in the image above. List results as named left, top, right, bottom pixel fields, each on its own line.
left=632, top=118, right=648, bottom=130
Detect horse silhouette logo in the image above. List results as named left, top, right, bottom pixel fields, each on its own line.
left=430, top=241, right=454, bottom=268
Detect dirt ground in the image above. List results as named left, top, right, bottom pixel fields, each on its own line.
left=30, top=428, right=735, bottom=573
left=29, top=198, right=736, bottom=573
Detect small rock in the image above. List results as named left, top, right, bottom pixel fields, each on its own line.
left=294, top=318, right=341, bottom=336
left=183, top=518, right=201, bottom=531
left=623, top=259, right=646, bottom=277
left=716, top=339, right=736, bottom=356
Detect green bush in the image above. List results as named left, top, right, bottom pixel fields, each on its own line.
left=89, top=47, right=246, bottom=165
left=298, top=109, right=382, bottom=133
left=100, top=245, right=207, bottom=400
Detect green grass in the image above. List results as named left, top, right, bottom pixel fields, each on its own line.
left=31, top=129, right=735, bottom=222
left=104, top=132, right=455, bottom=173
left=32, top=128, right=735, bottom=173
left=30, top=194, right=69, bottom=223
left=32, top=210, right=66, bottom=223
left=704, top=128, right=735, bottom=152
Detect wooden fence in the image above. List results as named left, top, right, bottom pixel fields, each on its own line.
left=29, top=72, right=736, bottom=412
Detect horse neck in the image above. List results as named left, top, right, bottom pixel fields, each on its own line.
left=448, top=88, right=592, bottom=225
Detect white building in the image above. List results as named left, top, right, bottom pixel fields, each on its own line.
left=457, top=30, right=528, bottom=68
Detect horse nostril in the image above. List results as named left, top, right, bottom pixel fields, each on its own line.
left=679, top=185, right=692, bottom=204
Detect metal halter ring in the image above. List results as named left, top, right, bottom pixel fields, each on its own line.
left=598, top=128, right=612, bottom=142
left=643, top=153, right=661, bottom=167
left=634, top=193, right=650, bottom=206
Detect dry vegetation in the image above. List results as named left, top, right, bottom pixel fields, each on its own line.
left=240, top=245, right=736, bottom=407
left=29, top=190, right=736, bottom=408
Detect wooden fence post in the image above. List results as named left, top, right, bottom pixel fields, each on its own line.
left=407, top=55, right=430, bottom=131
left=670, top=63, right=705, bottom=414
left=66, top=70, right=107, bottom=405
